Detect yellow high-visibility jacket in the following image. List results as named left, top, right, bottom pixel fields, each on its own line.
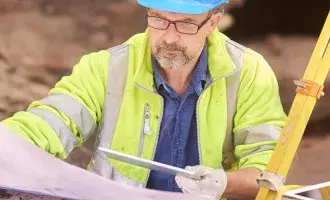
left=1, top=28, right=287, bottom=187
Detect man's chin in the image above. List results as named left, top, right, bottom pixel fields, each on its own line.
left=157, top=59, right=188, bottom=69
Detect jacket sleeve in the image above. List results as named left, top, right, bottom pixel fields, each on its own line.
left=0, top=50, right=109, bottom=159
left=232, top=51, right=287, bottom=171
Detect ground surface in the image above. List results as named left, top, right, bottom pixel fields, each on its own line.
left=0, top=0, right=329, bottom=195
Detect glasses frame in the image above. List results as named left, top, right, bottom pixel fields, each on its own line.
left=146, top=13, right=214, bottom=35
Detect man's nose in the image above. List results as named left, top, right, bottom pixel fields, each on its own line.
left=162, top=24, right=180, bottom=44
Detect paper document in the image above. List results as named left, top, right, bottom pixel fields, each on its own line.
left=0, top=125, right=199, bottom=200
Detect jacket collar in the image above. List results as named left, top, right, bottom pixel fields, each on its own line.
left=132, top=28, right=237, bottom=92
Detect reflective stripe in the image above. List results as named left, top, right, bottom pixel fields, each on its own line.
left=234, top=124, right=280, bottom=168
left=222, top=39, right=247, bottom=169
left=39, top=94, right=97, bottom=141
left=234, top=124, right=282, bottom=146
left=28, top=108, right=77, bottom=155
left=89, top=44, right=130, bottom=180
left=225, top=40, right=247, bottom=69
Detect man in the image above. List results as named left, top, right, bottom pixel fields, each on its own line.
left=0, top=0, right=287, bottom=199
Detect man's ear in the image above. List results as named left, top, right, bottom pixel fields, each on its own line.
left=206, top=13, right=222, bottom=35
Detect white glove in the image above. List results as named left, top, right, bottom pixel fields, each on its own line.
left=175, top=165, right=227, bottom=200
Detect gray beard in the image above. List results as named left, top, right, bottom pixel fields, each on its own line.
left=154, top=51, right=190, bottom=69
left=153, top=45, right=204, bottom=69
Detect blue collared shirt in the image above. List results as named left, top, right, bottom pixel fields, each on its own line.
left=146, top=45, right=208, bottom=192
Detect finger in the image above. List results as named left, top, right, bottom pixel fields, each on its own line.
left=193, top=165, right=215, bottom=177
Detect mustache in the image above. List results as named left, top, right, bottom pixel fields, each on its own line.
left=156, top=42, right=186, bottom=52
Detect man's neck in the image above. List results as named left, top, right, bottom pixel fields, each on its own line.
left=160, top=59, right=199, bottom=97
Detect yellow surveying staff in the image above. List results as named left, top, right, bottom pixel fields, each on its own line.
left=0, top=0, right=287, bottom=199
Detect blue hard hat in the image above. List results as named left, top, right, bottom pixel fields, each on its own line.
left=137, top=0, right=229, bottom=15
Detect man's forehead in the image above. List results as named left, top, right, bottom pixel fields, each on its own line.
left=148, top=8, right=204, bottom=23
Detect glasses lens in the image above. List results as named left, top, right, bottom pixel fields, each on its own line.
left=147, top=17, right=169, bottom=30
left=176, top=22, right=198, bottom=34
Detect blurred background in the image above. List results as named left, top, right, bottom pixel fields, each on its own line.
left=0, top=0, right=329, bottom=191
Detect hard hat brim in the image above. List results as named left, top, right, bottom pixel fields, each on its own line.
left=137, top=0, right=229, bottom=15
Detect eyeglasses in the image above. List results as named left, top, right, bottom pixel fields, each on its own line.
left=146, top=14, right=213, bottom=35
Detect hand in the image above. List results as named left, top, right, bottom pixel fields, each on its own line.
left=175, top=165, right=227, bottom=200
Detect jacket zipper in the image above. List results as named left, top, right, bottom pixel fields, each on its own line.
left=137, top=103, right=152, bottom=157
left=196, top=69, right=238, bottom=167
left=143, top=104, right=151, bottom=135
left=134, top=82, right=164, bottom=188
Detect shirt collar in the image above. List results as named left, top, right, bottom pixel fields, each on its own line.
left=152, top=44, right=208, bottom=96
